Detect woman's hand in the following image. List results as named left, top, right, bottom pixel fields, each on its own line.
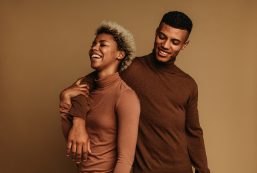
left=60, top=78, right=89, bottom=106
left=66, top=117, right=92, bottom=164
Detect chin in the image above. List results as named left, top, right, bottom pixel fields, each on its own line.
left=90, top=63, right=99, bottom=69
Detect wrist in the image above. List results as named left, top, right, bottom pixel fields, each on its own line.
left=60, top=90, right=71, bottom=105
left=60, top=89, right=70, bottom=100
left=73, top=117, right=86, bottom=126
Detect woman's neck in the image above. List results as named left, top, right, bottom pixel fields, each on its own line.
left=97, top=68, right=118, bottom=79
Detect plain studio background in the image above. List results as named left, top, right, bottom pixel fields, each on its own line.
left=1, top=1, right=256, bottom=173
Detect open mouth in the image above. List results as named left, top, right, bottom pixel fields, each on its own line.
left=90, top=52, right=102, bottom=60
left=157, top=48, right=171, bottom=57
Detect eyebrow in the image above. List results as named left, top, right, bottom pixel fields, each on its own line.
left=99, top=40, right=109, bottom=43
left=93, top=40, right=111, bottom=44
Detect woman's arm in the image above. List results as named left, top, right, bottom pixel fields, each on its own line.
left=113, top=90, right=140, bottom=173
left=59, top=77, right=89, bottom=108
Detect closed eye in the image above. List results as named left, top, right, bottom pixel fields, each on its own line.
left=99, top=40, right=110, bottom=47
left=172, top=39, right=181, bottom=45
left=100, top=43, right=108, bottom=47
left=158, top=32, right=167, bottom=40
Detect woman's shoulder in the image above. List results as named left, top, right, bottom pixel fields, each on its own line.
left=115, top=79, right=140, bottom=111
left=117, top=78, right=139, bottom=101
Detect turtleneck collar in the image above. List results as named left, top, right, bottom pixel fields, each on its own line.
left=147, top=51, right=177, bottom=73
left=95, top=72, right=120, bottom=89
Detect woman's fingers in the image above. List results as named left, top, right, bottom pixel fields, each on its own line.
left=78, top=84, right=89, bottom=89
left=74, top=77, right=84, bottom=85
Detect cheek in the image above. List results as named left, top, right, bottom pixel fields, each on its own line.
left=102, top=48, right=113, bottom=55
left=154, top=36, right=162, bottom=45
left=104, top=48, right=118, bottom=58
left=171, top=45, right=183, bottom=52
left=155, top=38, right=163, bottom=45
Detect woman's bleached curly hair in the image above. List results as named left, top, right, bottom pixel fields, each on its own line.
left=95, top=21, right=136, bottom=71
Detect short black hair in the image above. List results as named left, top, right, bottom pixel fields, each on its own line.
left=160, top=11, right=193, bottom=34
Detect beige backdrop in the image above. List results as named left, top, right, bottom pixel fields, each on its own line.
left=1, top=1, right=257, bottom=173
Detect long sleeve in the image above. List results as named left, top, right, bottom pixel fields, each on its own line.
left=185, top=83, right=210, bottom=173
left=59, top=71, right=96, bottom=139
left=68, top=95, right=91, bottom=119
left=113, top=90, right=140, bottom=173
left=59, top=101, right=72, bottom=140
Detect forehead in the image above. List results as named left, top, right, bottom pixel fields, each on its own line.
left=94, top=33, right=115, bottom=42
left=158, top=23, right=189, bottom=41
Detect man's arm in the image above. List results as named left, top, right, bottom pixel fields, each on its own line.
left=59, top=84, right=91, bottom=163
left=59, top=76, right=89, bottom=138
left=66, top=117, right=91, bottom=164
left=185, top=83, right=210, bottom=173
left=113, top=90, right=140, bottom=173
left=59, top=71, right=97, bottom=163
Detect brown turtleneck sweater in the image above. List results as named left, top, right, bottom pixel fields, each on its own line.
left=60, top=73, right=140, bottom=173
left=121, top=53, right=210, bottom=173
left=61, top=53, right=210, bottom=173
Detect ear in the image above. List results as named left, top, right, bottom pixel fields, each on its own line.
left=182, top=40, right=189, bottom=50
left=116, top=51, right=125, bottom=60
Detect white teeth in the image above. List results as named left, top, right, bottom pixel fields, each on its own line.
left=159, top=50, right=168, bottom=56
left=91, top=54, right=101, bottom=58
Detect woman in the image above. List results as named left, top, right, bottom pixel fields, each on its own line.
left=59, top=21, right=140, bottom=173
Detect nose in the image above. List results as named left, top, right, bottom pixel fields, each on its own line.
left=161, top=40, right=170, bottom=50
left=91, top=43, right=99, bottom=51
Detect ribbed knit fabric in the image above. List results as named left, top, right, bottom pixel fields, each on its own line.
left=60, top=73, right=140, bottom=173
left=121, top=53, right=210, bottom=173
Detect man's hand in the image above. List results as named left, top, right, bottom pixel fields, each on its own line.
left=60, top=77, right=89, bottom=106
left=66, top=117, right=91, bottom=164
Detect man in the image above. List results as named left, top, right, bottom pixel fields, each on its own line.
left=60, top=11, right=210, bottom=173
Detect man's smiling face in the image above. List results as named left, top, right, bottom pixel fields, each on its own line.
left=154, top=22, right=189, bottom=63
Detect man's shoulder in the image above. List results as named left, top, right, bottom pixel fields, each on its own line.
left=123, top=53, right=151, bottom=72
left=116, top=78, right=139, bottom=103
left=134, top=53, right=152, bottom=62
left=175, top=66, right=198, bottom=86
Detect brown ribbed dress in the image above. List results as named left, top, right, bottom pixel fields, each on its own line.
left=60, top=73, right=140, bottom=173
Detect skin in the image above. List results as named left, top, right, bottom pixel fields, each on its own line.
left=89, top=33, right=125, bottom=79
left=60, top=78, right=91, bottom=163
left=62, top=33, right=125, bottom=164
left=154, top=22, right=189, bottom=63
left=62, top=24, right=190, bottom=164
